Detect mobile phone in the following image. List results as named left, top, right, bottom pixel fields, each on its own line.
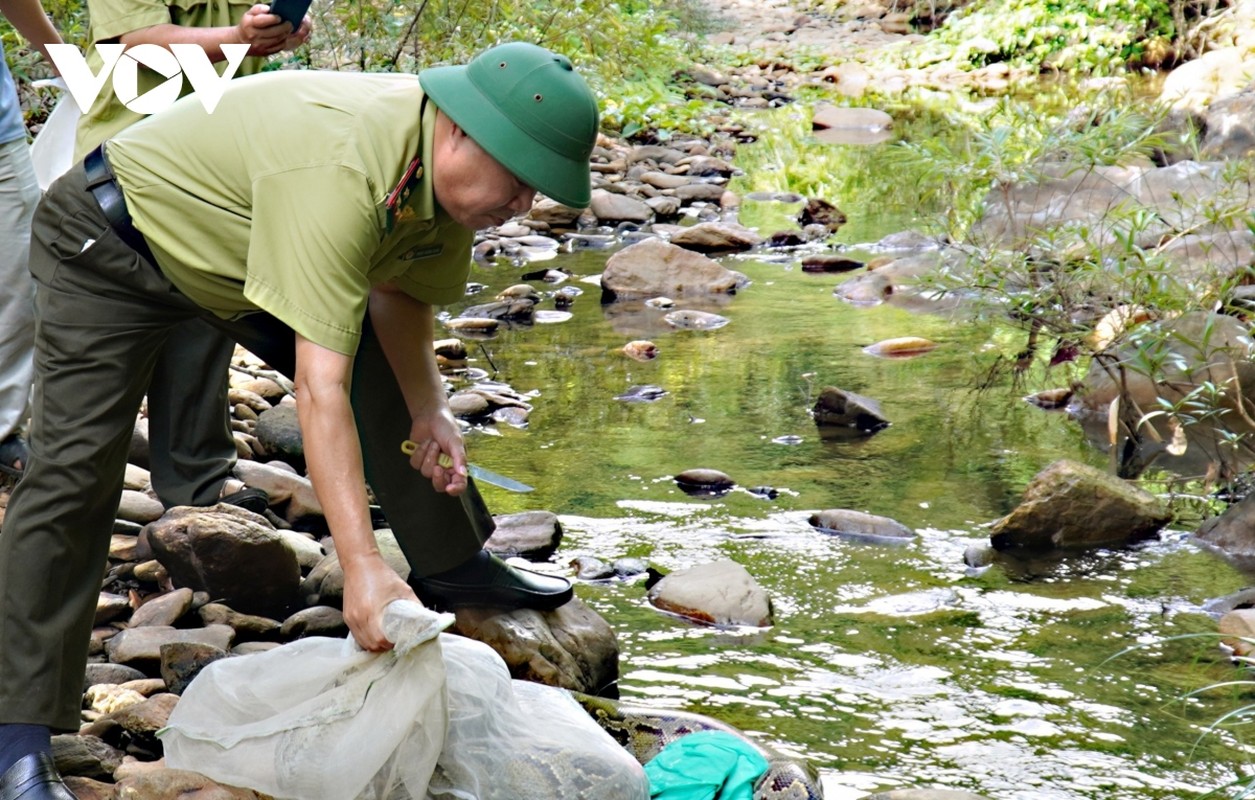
left=267, top=0, right=311, bottom=28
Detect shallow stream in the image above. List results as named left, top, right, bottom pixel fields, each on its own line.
left=446, top=96, right=1254, bottom=799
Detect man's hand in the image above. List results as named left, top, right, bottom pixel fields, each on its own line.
left=284, top=15, right=313, bottom=50
left=404, top=407, right=468, bottom=496
left=340, top=551, right=418, bottom=651
left=237, top=4, right=294, bottom=56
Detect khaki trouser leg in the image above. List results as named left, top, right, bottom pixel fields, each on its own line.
left=205, top=310, right=490, bottom=579
left=0, top=163, right=197, bottom=730
left=146, top=319, right=236, bottom=507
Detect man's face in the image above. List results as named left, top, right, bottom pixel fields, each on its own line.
left=433, top=122, right=537, bottom=230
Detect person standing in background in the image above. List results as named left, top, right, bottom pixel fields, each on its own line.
left=0, top=0, right=61, bottom=479
left=69, top=0, right=310, bottom=511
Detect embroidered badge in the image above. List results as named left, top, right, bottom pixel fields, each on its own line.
left=385, top=156, right=423, bottom=233
left=399, top=244, right=444, bottom=260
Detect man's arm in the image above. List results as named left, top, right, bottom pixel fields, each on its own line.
left=115, top=3, right=310, bottom=61
left=0, top=0, right=63, bottom=65
left=368, top=282, right=469, bottom=496
left=294, top=333, right=416, bottom=651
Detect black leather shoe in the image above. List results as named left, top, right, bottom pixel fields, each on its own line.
left=410, top=550, right=573, bottom=611
left=0, top=753, right=76, bottom=800
left=219, top=488, right=270, bottom=515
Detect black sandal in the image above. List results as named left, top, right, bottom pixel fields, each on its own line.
left=0, top=433, right=27, bottom=478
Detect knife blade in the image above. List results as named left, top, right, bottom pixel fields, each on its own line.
left=400, top=439, right=534, bottom=493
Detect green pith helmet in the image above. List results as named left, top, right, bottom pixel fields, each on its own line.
left=420, top=42, right=599, bottom=208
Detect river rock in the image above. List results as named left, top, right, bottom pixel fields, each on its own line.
left=1219, top=608, right=1255, bottom=657
left=301, top=529, right=410, bottom=603
left=801, top=254, right=864, bottom=272
left=52, top=734, right=124, bottom=782
left=447, top=599, right=619, bottom=694
left=117, top=490, right=163, bottom=525
left=231, top=459, right=322, bottom=522
left=84, top=663, right=146, bottom=691
left=668, top=222, right=763, bottom=252
left=129, top=587, right=194, bottom=628
left=647, top=559, right=772, bottom=627
left=113, top=767, right=261, bottom=800
left=675, top=468, right=736, bottom=494
left=590, top=190, right=653, bottom=224
left=280, top=605, right=347, bottom=639
left=159, top=641, right=227, bottom=695
left=1200, top=90, right=1255, bottom=159
left=601, top=239, right=746, bottom=301
left=672, top=183, right=729, bottom=203
left=484, top=510, right=563, bottom=560
left=197, top=602, right=282, bottom=641
left=798, top=198, right=846, bottom=232
left=812, top=386, right=890, bottom=432
left=123, top=464, right=150, bottom=492
left=527, top=197, right=583, bottom=227
left=461, top=298, right=536, bottom=322
left=664, top=309, right=730, bottom=330
left=1195, top=493, right=1255, bottom=568
left=571, top=556, right=615, bottom=581
left=105, top=625, right=234, bottom=668
left=146, top=505, right=301, bottom=617
left=990, top=459, right=1172, bottom=550
left=812, top=104, right=893, bottom=132
left=253, top=404, right=302, bottom=465
left=96, top=592, right=131, bottom=626
left=445, top=317, right=499, bottom=334
left=623, top=340, right=659, bottom=361
left=808, top=509, right=916, bottom=544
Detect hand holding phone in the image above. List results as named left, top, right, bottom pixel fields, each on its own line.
left=267, top=0, right=311, bottom=29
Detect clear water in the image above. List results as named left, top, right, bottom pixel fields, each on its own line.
left=444, top=105, right=1254, bottom=799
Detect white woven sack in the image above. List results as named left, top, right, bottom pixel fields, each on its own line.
left=160, top=600, right=454, bottom=800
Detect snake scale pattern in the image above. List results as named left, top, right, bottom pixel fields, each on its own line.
left=575, top=692, right=825, bottom=800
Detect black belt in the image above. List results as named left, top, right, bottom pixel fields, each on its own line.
left=83, top=145, right=150, bottom=257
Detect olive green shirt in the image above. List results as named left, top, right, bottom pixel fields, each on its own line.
left=106, top=71, right=473, bottom=355
left=74, top=0, right=268, bottom=160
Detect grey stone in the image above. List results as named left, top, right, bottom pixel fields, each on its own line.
left=647, top=559, right=772, bottom=627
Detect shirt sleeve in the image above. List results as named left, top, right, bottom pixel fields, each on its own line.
left=244, top=164, right=382, bottom=355
left=88, top=0, right=175, bottom=42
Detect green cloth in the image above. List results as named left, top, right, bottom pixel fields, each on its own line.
left=644, top=730, right=770, bottom=800
left=75, top=0, right=267, bottom=159
left=106, top=70, right=472, bottom=355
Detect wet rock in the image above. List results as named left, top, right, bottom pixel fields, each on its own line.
left=645, top=296, right=675, bottom=309
left=615, top=385, right=668, bottom=402
left=623, top=340, right=659, bottom=361
left=798, top=198, right=846, bottom=232
left=147, top=505, right=301, bottom=617
left=964, top=543, right=997, bottom=570
left=1024, top=388, right=1074, bottom=410
left=571, top=556, right=615, bottom=581
left=447, top=599, right=619, bottom=694
left=1219, top=609, right=1255, bottom=657
left=601, top=239, right=746, bottom=301
left=231, top=459, right=322, bottom=523
left=612, top=558, right=648, bottom=577
left=672, top=183, right=729, bottom=203
left=647, top=559, right=772, bottom=627
left=1200, top=90, right=1255, bottom=159
left=668, top=222, right=763, bottom=253
left=444, top=317, right=500, bottom=334
left=484, top=510, right=563, bottom=561
left=461, top=298, right=536, bottom=322
left=812, top=387, right=890, bottom=432
left=809, top=510, right=916, bottom=544
left=863, top=337, right=938, bottom=359
left=645, top=195, right=683, bottom=217
left=96, top=593, right=131, bottom=626
left=640, top=171, right=692, bottom=190
left=1204, top=587, right=1255, bottom=618
left=812, top=105, right=893, bottom=133
left=490, top=406, right=531, bottom=426
left=990, top=459, right=1172, bottom=550
left=301, top=530, right=411, bottom=603
left=801, top=254, right=863, bottom=272
left=448, top=391, right=492, bottom=419
left=675, top=468, right=736, bottom=494
left=664, top=309, right=730, bottom=330
left=1195, top=493, right=1255, bottom=568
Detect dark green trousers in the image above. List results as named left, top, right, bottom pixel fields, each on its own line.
left=0, top=160, right=490, bottom=731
